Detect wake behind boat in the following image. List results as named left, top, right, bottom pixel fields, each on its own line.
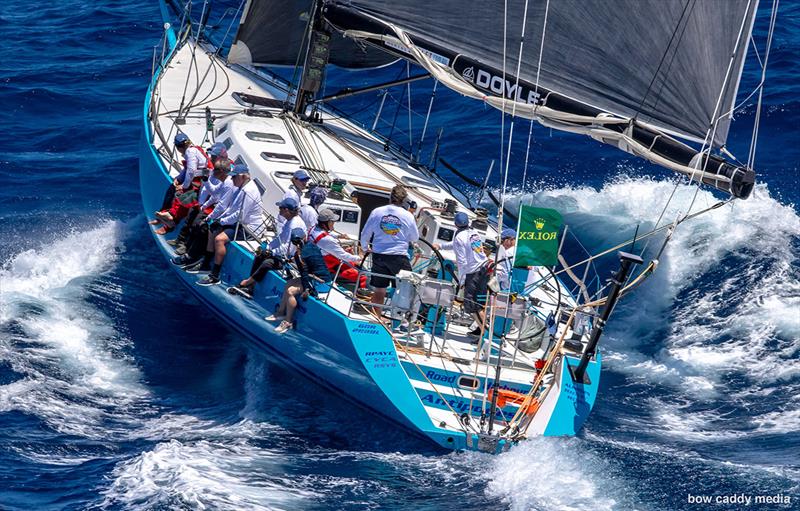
left=140, top=0, right=775, bottom=452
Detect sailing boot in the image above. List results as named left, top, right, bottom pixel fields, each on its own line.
left=197, top=263, right=221, bottom=286
left=185, top=251, right=214, bottom=274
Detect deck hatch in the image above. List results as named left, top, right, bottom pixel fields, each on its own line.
left=261, top=151, right=300, bottom=164
left=246, top=131, right=285, bottom=144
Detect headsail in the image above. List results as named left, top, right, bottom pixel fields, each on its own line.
left=321, top=0, right=760, bottom=198
left=228, top=0, right=395, bottom=68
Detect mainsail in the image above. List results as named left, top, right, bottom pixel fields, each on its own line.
left=228, top=0, right=395, bottom=68
left=320, top=0, right=760, bottom=198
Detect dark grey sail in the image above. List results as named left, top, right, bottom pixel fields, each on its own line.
left=321, top=0, right=760, bottom=198
left=228, top=0, right=395, bottom=68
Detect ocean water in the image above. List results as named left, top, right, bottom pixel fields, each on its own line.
left=0, top=1, right=798, bottom=510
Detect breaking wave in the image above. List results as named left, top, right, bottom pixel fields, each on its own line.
left=0, top=220, right=148, bottom=441
left=510, top=177, right=800, bottom=474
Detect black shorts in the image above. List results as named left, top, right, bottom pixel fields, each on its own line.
left=463, top=267, right=489, bottom=314
left=370, top=253, right=412, bottom=288
left=211, top=222, right=252, bottom=241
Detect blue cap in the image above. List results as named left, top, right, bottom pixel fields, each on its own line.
left=230, top=163, right=250, bottom=176
left=208, top=142, right=228, bottom=159
left=290, top=227, right=307, bottom=242
left=293, top=169, right=311, bottom=181
left=501, top=228, right=516, bottom=240
left=174, top=133, right=189, bottom=145
left=309, top=187, right=327, bottom=206
left=454, top=211, right=470, bottom=227
left=276, top=197, right=299, bottom=211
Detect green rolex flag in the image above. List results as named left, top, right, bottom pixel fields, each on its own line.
left=514, top=206, right=563, bottom=267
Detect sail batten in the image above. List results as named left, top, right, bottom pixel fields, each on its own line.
left=323, top=0, right=758, bottom=148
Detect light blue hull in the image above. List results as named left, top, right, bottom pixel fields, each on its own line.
left=138, top=35, right=602, bottom=451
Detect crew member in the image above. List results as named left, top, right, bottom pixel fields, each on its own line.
left=360, top=185, right=419, bottom=320
left=269, top=228, right=333, bottom=334
left=434, top=211, right=489, bottom=336
left=195, top=164, right=264, bottom=286
left=310, top=208, right=365, bottom=287
left=300, top=186, right=327, bottom=230
left=171, top=158, right=233, bottom=266
left=154, top=132, right=211, bottom=216
left=233, top=197, right=307, bottom=296
left=277, top=169, right=312, bottom=230
left=495, top=228, right=518, bottom=292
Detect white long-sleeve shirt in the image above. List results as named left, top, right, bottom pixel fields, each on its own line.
left=268, top=215, right=306, bottom=258
left=439, top=227, right=487, bottom=283
left=360, top=204, right=419, bottom=256
left=213, top=180, right=264, bottom=236
left=309, top=226, right=361, bottom=265
left=199, top=175, right=234, bottom=209
left=276, top=185, right=304, bottom=231
left=299, top=204, right=318, bottom=231
left=176, top=146, right=208, bottom=188
left=495, top=244, right=516, bottom=291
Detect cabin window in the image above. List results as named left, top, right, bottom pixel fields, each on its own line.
left=261, top=151, right=300, bottom=164
left=437, top=227, right=454, bottom=242
left=246, top=131, right=285, bottom=144
left=223, top=137, right=233, bottom=150
left=458, top=376, right=479, bottom=390
left=234, top=155, right=245, bottom=165
left=421, top=225, right=428, bottom=237
left=217, top=123, right=228, bottom=135
left=341, top=210, right=359, bottom=224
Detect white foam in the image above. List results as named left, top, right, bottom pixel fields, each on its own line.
left=0, top=221, right=148, bottom=438
left=483, top=437, right=622, bottom=511
left=100, top=438, right=314, bottom=511
left=512, top=177, right=800, bottom=445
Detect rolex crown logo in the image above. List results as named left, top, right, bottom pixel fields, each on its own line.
left=534, top=218, right=545, bottom=230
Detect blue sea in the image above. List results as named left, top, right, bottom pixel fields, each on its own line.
left=1, top=1, right=798, bottom=509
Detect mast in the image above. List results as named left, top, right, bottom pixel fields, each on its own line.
left=293, top=0, right=330, bottom=115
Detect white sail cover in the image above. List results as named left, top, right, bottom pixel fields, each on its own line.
left=328, top=0, right=758, bottom=147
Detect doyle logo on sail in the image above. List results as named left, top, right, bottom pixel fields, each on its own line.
left=462, top=66, right=475, bottom=83
left=457, top=63, right=542, bottom=105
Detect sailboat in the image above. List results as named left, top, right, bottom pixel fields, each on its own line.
left=139, top=0, right=775, bottom=452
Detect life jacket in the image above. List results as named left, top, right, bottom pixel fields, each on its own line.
left=312, top=230, right=354, bottom=274
left=181, top=145, right=214, bottom=175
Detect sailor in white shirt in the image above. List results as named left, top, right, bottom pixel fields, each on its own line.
left=360, top=185, right=419, bottom=318
left=434, top=211, right=489, bottom=335
left=170, top=156, right=234, bottom=265
left=277, top=168, right=312, bottom=230
left=197, top=143, right=233, bottom=211
left=299, top=186, right=327, bottom=230
left=267, top=197, right=307, bottom=259
left=199, top=163, right=235, bottom=213
left=153, top=132, right=210, bottom=221
left=308, top=208, right=361, bottom=270
left=495, top=228, right=518, bottom=291
left=234, top=197, right=307, bottom=296
left=172, top=133, right=210, bottom=191
left=197, top=164, right=264, bottom=286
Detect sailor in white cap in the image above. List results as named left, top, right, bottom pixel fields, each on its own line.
left=195, top=163, right=263, bottom=286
